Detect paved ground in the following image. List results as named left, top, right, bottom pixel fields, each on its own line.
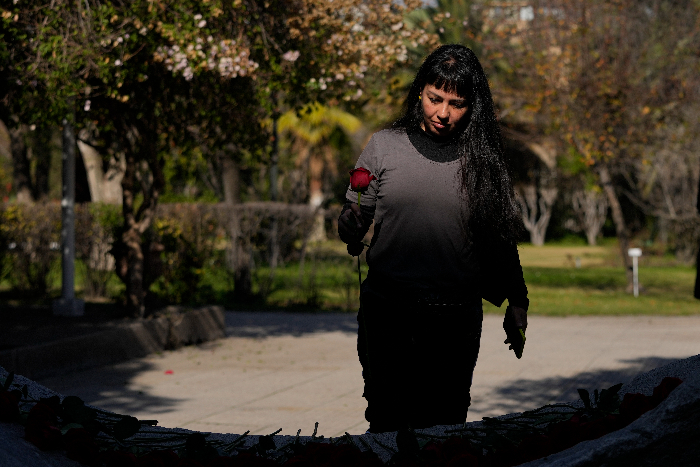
left=37, top=311, right=700, bottom=439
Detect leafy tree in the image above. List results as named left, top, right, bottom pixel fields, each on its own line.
left=1, top=0, right=437, bottom=313
left=1, top=1, right=259, bottom=315
left=278, top=102, right=361, bottom=241
left=480, top=0, right=700, bottom=286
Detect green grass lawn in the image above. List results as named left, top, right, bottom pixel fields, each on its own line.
left=250, top=240, right=699, bottom=315
left=2, top=239, right=697, bottom=315
left=488, top=244, right=699, bottom=315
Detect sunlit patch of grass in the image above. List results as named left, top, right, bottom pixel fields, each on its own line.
left=238, top=240, right=699, bottom=315
left=483, top=284, right=699, bottom=316
left=6, top=239, right=694, bottom=315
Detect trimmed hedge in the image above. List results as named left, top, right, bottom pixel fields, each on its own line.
left=0, top=202, right=318, bottom=304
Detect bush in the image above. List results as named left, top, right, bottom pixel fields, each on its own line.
left=150, top=202, right=317, bottom=305
left=0, top=202, right=61, bottom=294
left=216, top=202, right=316, bottom=300
left=149, top=203, right=223, bottom=305
left=75, top=203, right=122, bottom=298
left=0, top=201, right=321, bottom=306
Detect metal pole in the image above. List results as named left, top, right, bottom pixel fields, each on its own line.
left=62, top=118, right=76, bottom=300
left=53, top=116, right=84, bottom=316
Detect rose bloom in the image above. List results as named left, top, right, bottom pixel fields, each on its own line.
left=651, top=376, right=683, bottom=407
left=349, top=167, right=376, bottom=193
left=0, top=390, right=20, bottom=422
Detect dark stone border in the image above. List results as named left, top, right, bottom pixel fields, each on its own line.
left=1, top=355, right=698, bottom=465
left=1, top=318, right=697, bottom=466
left=0, top=306, right=226, bottom=379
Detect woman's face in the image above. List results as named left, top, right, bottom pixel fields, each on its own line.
left=420, top=84, right=469, bottom=137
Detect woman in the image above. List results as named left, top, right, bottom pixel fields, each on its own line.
left=338, top=45, right=529, bottom=433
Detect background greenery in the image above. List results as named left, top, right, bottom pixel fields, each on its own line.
left=1, top=0, right=699, bottom=317
left=1, top=203, right=696, bottom=315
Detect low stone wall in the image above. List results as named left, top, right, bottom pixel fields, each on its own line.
left=0, top=306, right=226, bottom=379
left=521, top=354, right=700, bottom=467
left=1, top=354, right=698, bottom=466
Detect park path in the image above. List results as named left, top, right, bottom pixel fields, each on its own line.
left=37, top=311, right=700, bottom=438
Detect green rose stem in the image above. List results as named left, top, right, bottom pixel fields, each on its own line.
left=357, top=192, right=362, bottom=289
left=220, top=431, right=250, bottom=453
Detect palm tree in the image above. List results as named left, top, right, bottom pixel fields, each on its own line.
left=279, top=102, right=361, bottom=241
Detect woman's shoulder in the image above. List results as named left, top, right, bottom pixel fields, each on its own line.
left=368, top=128, right=410, bottom=149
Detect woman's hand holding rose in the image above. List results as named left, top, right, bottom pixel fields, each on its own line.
left=338, top=203, right=365, bottom=256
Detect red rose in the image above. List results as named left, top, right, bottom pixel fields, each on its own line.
left=65, top=427, right=101, bottom=466
left=136, top=449, right=180, bottom=467
left=349, top=168, right=376, bottom=193
left=329, top=444, right=364, bottom=467
left=549, top=415, right=584, bottom=452
left=102, top=450, right=138, bottom=467
left=446, top=452, right=479, bottom=467
left=176, top=459, right=206, bottom=467
left=27, top=401, right=59, bottom=425
left=619, top=392, right=653, bottom=425
left=420, top=441, right=442, bottom=462
left=302, top=442, right=336, bottom=466
left=0, top=390, right=20, bottom=422
left=579, top=417, right=613, bottom=441
left=228, top=452, right=278, bottom=467
left=357, top=450, right=384, bottom=467
left=650, top=377, right=683, bottom=407
left=441, top=437, right=477, bottom=462
left=600, top=413, right=625, bottom=433
left=204, top=457, right=238, bottom=467
left=517, top=434, right=553, bottom=463
left=279, top=454, right=306, bottom=466
left=25, top=421, right=63, bottom=451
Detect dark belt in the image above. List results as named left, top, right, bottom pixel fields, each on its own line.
left=364, top=273, right=481, bottom=308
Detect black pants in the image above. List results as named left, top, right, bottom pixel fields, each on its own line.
left=357, top=280, right=483, bottom=433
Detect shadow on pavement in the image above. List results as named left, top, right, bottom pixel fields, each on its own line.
left=36, top=359, right=186, bottom=418
left=473, top=356, right=682, bottom=418
left=225, top=311, right=358, bottom=338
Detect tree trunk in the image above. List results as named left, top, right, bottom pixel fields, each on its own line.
left=113, top=114, right=163, bottom=317
left=221, top=155, right=253, bottom=301
left=122, top=223, right=146, bottom=317
left=308, top=152, right=327, bottom=242
left=572, top=188, right=608, bottom=246
left=226, top=205, right=253, bottom=302
left=102, top=153, right=126, bottom=204
left=516, top=184, right=557, bottom=246
left=78, top=139, right=105, bottom=203
left=0, top=120, right=11, bottom=160
left=222, top=156, right=240, bottom=205
left=115, top=149, right=146, bottom=317
left=77, top=130, right=124, bottom=204
left=598, top=164, right=634, bottom=289
left=10, top=125, right=32, bottom=203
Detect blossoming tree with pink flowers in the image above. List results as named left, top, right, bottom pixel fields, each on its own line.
left=1, top=0, right=438, bottom=315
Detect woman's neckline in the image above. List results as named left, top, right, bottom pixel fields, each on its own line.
left=406, top=127, right=461, bottom=164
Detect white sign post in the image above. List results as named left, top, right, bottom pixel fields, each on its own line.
left=628, top=248, right=642, bottom=298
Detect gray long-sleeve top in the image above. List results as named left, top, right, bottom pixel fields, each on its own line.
left=344, top=128, right=529, bottom=310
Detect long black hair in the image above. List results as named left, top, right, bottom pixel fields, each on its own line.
left=393, top=44, right=523, bottom=244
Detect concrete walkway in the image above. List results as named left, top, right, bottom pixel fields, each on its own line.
left=36, top=312, right=700, bottom=438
